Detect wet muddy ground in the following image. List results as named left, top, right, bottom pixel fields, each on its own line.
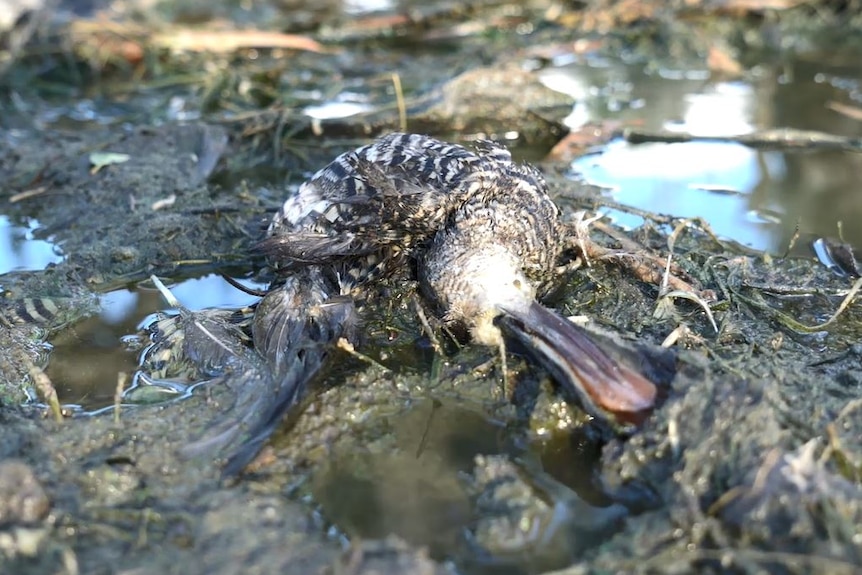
left=1, top=1, right=862, bottom=574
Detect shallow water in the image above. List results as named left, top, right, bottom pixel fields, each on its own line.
left=544, top=53, right=862, bottom=259
left=0, top=215, right=64, bottom=274
left=3, top=19, right=862, bottom=572
left=311, top=399, right=505, bottom=555
left=46, top=274, right=265, bottom=411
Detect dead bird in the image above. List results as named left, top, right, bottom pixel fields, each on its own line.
left=261, top=131, right=656, bottom=426
left=232, top=133, right=657, bottom=474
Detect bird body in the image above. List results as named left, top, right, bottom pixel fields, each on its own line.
left=258, top=133, right=658, bottom=427
left=259, top=132, right=520, bottom=292
left=218, top=133, right=658, bottom=475
left=419, top=158, right=559, bottom=347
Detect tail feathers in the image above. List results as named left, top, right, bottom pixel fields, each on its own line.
left=497, top=302, right=657, bottom=429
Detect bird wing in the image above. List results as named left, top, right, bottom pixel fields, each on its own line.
left=217, top=272, right=355, bottom=477
left=176, top=268, right=356, bottom=478
left=258, top=134, right=502, bottom=266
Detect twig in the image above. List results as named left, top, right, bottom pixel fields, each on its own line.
left=593, top=220, right=705, bottom=289
left=413, top=296, right=442, bottom=355
left=415, top=398, right=442, bottom=459
left=337, top=338, right=390, bottom=372
left=661, top=289, right=719, bottom=332
left=568, top=210, right=603, bottom=266
left=9, top=186, right=49, bottom=203
left=657, top=220, right=719, bottom=332
left=583, top=239, right=710, bottom=299
left=151, top=194, right=177, bottom=211
left=22, top=354, right=63, bottom=423
left=782, top=218, right=801, bottom=258
left=149, top=275, right=182, bottom=308
left=623, top=127, right=862, bottom=152
left=114, top=372, right=128, bottom=424
left=827, top=100, right=862, bottom=122
left=392, top=72, right=407, bottom=132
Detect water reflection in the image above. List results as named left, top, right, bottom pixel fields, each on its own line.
left=545, top=57, right=862, bottom=258
left=304, top=100, right=373, bottom=119
left=0, top=215, right=64, bottom=274
left=343, top=0, right=396, bottom=15
left=48, top=274, right=265, bottom=411
left=574, top=140, right=772, bottom=250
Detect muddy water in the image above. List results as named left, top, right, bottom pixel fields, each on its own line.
left=2, top=8, right=862, bottom=574
left=45, top=275, right=265, bottom=412
left=548, top=54, right=862, bottom=258
left=0, top=215, right=64, bottom=274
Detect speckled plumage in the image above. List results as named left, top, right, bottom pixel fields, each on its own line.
left=419, top=158, right=563, bottom=344
left=231, top=132, right=656, bottom=476
left=257, top=132, right=528, bottom=292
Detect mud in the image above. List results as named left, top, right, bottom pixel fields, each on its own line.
left=1, top=1, right=862, bottom=574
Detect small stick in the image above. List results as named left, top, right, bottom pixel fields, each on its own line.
left=498, top=337, right=511, bottom=400
left=114, top=372, right=128, bottom=424
left=150, top=274, right=182, bottom=308
left=337, top=338, right=391, bottom=373
left=22, top=354, right=63, bottom=423
left=624, top=127, right=862, bottom=152
left=392, top=72, right=407, bottom=132
left=413, top=296, right=442, bottom=355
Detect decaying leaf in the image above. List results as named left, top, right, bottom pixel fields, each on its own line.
left=89, top=152, right=131, bottom=175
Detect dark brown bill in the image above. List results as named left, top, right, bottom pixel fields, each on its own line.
left=497, top=302, right=658, bottom=429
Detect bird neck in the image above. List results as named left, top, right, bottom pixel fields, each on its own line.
left=449, top=247, right=535, bottom=347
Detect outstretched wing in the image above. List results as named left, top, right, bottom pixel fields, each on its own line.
left=177, top=268, right=356, bottom=477
left=218, top=269, right=356, bottom=477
